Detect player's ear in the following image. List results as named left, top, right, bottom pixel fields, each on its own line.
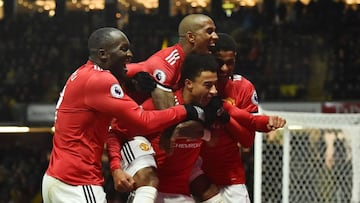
left=98, top=48, right=107, bottom=59
left=186, top=31, right=196, bottom=43
left=184, top=78, right=193, bottom=90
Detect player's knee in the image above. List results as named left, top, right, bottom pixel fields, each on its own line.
left=133, top=166, right=159, bottom=188
left=190, top=174, right=219, bottom=201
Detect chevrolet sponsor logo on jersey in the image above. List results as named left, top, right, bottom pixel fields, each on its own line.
left=175, top=143, right=201, bottom=149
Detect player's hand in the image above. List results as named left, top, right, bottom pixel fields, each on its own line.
left=132, top=71, right=157, bottom=93
left=267, top=116, right=286, bottom=131
left=112, top=169, right=135, bottom=192
left=203, top=96, right=230, bottom=127
left=184, top=104, right=205, bottom=122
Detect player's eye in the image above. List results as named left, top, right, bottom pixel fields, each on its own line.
left=205, top=82, right=215, bottom=89
left=120, top=45, right=130, bottom=52
left=216, top=59, right=224, bottom=67
left=206, top=28, right=215, bottom=35
left=226, top=60, right=235, bottom=66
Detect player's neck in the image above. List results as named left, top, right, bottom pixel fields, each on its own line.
left=180, top=42, right=194, bottom=56
left=182, top=90, right=196, bottom=106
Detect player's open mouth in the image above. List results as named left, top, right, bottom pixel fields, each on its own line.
left=208, top=45, right=215, bottom=54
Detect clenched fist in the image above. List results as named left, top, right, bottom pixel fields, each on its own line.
left=267, top=116, right=286, bottom=131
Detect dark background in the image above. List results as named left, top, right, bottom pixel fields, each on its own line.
left=0, top=0, right=359, bottom=202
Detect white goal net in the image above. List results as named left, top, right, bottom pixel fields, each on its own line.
left=253, top=109, right=360, bottom=203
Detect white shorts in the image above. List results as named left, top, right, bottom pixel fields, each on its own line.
left=220, top=184, right=250, bottom=203
left=121, top=136, right=157, bottom=176
left=42, top=173, right=106, bottom=203
left=156, top=192, right=196, bottom=203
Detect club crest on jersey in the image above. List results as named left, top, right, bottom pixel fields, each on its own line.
left=252, top=91, right=259, bottom=105
left=139, top=142, right=150, bottom=151
left=110, top=84, right=124, bottom=98
left=153, top=69, right=166, bottom=84
left=224, top=97, right=236, bottom=106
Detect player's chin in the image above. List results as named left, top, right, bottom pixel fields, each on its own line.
left=203, top=97, right=213, bottom=107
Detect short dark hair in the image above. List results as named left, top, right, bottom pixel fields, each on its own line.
left=88, top=27, right=121, bottom=56
left=214, top=33, right=237, bottom=52
left=180, top=53, right=218, bottom=84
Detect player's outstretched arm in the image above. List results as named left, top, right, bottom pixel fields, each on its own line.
left=266, top=115, right=287, bottom=131
left=202, top=96, right=254, bottom=147
left=224, top=117, right=255, bottom=148
left=223, top=102, right=286, bottom=132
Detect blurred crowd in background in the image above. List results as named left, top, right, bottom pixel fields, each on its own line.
left=1, top=0, right=360, bottom=122
left=0, top=146, right=129, bottom=203
left=0, top=0, right=360, bottom=202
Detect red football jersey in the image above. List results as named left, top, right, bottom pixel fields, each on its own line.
left=220, top=74, right=258, bottom=113
left=107, top=89, right=203, bottom=195
left=46, top=61, right=187, bottom=186
left=126, top=44, right=185, bottom=90
left=200, top=74, right=259, bottom=186
left=153, top=90, right=203, bottom=195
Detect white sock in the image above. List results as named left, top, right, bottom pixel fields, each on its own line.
left=200, top=193, right=224, bottom=203
left=132, top=186, right=157, bottom=203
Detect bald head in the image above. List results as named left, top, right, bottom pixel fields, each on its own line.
left=87, top=27, right=132, bottom=79
left=177, top=14, right=217, bottom=55
left=178, top=14, right=213, bottom=37
left=88, top=27, right=128, bottom=57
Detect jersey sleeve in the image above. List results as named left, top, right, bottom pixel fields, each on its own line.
left=84, top=72, right=187, bottom=136
left=106, top=99, right=156, bottom=172
left=126, top=62, right=148, bottom=78
left=126, top=55, right=179, bottom=88
left=242, top=88, right=259, bottom=113
left=233, top=76, right=259, bottom=113
left=223, top=102, right=270, bottom=132
left=253, top=115, right=271, bottom=132
left=221, top=117, right=255, bottom=148
left=106, top=125, right=124, bottom=172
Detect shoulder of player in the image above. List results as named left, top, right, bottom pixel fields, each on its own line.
left=75, top=64, right=126, bottom=99
left=154, top=44, right=184, bottom=63
left=87, top=67, right=118, bottom=86
left=231, top=74, right=254, bottom=87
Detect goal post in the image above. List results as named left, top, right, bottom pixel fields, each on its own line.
left=254, top=108, right=360, bottom=203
